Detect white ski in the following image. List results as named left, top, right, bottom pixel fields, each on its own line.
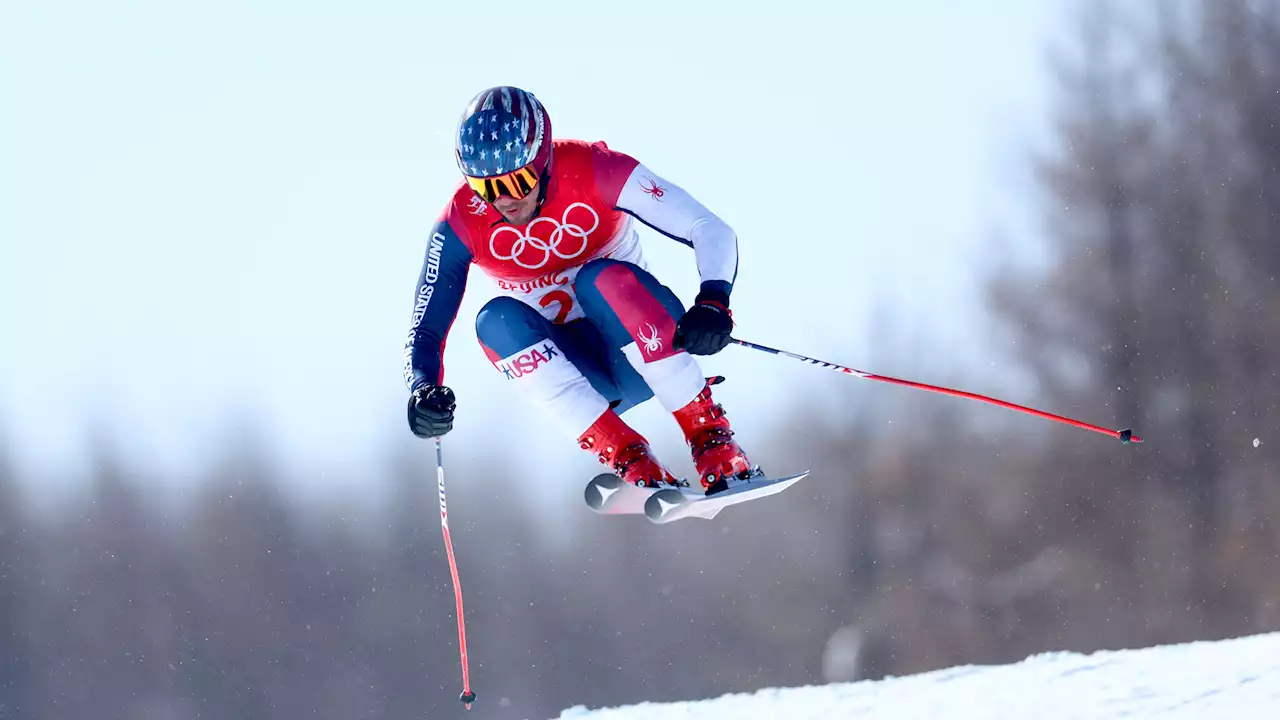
left=643, top=471, right=811, bottom=524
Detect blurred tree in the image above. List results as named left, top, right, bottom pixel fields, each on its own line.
left=987, top=0, right=1280, bottom=650
left=0, top=447, right=35, bottom=719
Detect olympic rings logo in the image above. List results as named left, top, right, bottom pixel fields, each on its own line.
left=489, top=202, right=599, bottom=270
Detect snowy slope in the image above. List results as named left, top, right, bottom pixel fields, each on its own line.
left=555, top=631, right=1280, bottom=719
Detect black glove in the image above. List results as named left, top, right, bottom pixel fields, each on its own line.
left=673, top=289, right=734, bottom=355
left=407, top=384, right=456, bottom=438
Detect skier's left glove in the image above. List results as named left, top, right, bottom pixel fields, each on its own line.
left=673, top=288, right=734, bottom=356
left=407, top=384, right=456, bottom=438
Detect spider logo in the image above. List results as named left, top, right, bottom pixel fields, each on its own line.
left=638, top=323, right=663, bottom=355
left=639, top=177, right=665, bottom=199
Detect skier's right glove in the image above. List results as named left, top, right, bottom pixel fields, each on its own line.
left=407, top=384, right=456, bottom=438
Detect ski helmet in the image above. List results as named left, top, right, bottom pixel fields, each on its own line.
left=455, top=86, right=553, bottom=203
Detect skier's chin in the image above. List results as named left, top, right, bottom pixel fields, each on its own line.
left=498, top=208, right=535, bottom=225
left=495, top=196, right=537, bottom=226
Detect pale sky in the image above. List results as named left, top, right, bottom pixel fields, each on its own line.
left=1, top=1, right=1064, bottom=501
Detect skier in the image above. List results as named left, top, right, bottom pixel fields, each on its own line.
left=403, top=85, right=754, bottom=494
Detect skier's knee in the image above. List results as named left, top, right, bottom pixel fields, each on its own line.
left=575, top=258, right=644, bottom=294
left=575, top=258, right=684, bottom=329
left=475, top=296, right=550, bottom=351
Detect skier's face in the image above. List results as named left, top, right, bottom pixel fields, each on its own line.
left=493, top=191, right=539, bottom=226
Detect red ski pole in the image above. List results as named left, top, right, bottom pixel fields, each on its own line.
left=434, top=438, right=477, bottom=709
left=731, top=338, right=1142, bottom=444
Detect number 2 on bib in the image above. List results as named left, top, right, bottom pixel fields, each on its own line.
left=540, top=289, right=574, bottom=324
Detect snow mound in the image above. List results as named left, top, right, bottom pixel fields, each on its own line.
left=554, top=631, right=1280, bottom=719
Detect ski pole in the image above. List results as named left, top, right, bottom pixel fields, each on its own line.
left=434, top=438, right=477, bottom=709
left=730, top=338, right=1142, bottom=445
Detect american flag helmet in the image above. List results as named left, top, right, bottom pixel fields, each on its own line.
left=455, top=86, right=553, bottom=184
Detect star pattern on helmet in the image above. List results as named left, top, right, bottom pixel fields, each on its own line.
left=457, top=102, right=541, bottom=178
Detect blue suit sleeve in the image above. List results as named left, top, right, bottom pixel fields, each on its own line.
left=402, top=219, right=473, bottom=391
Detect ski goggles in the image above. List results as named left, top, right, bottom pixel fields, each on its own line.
left=466, top=164, right=540, bottom=203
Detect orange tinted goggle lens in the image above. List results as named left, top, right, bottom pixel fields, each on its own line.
left=467, top=165, right=539, bottom=203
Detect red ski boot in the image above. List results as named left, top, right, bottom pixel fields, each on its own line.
left=578, top=408, right=679, bottom=488
left=672, top=382, right=754, bottom=494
